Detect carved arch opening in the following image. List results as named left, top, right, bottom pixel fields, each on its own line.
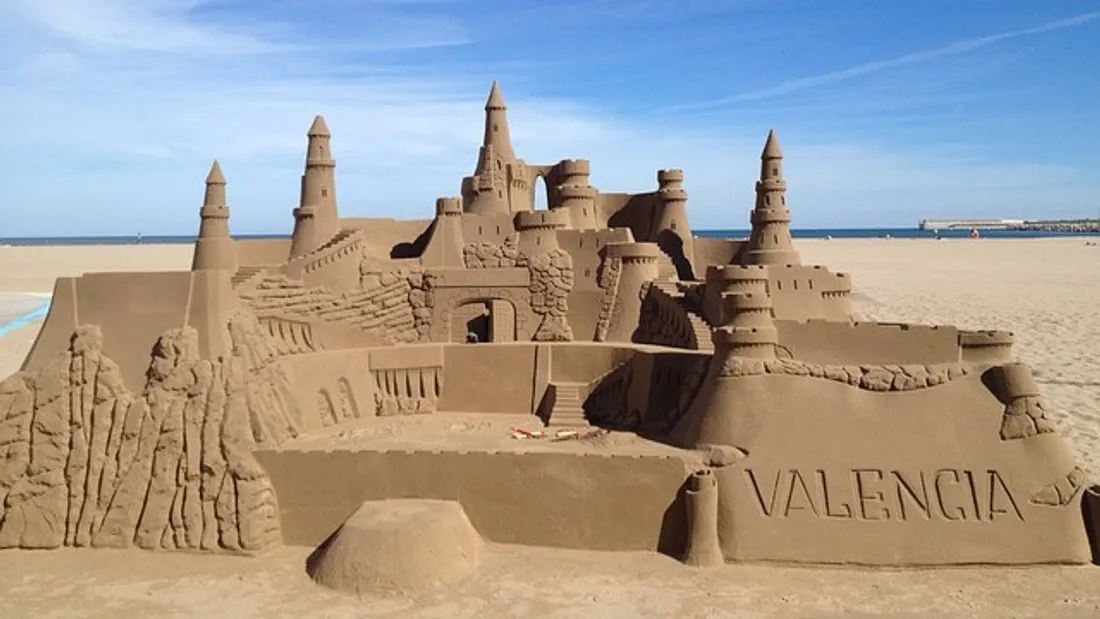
left=449, top=297, right=518, bottom=343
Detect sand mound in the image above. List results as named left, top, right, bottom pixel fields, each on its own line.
left=307, top=499, right=482, bottom=595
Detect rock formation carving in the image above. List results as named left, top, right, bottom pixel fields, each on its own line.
left=0, top=313, right=296, bottom=553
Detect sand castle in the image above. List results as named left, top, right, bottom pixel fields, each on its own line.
left=1, top=82, right=1097, bottom=591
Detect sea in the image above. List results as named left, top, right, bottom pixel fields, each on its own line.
left=1, top=228, right=1096, bottom=246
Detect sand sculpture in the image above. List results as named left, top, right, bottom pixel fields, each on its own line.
left=2, top=81, right=1098, bottom=587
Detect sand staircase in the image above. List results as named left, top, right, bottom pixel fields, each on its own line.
left=652, top=281, right=713, bottom=351
left=231, top=266, right=268, bottom=293
left=547, top=382, right=589, bottom=427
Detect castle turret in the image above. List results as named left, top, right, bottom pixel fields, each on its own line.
left=602, top=242, right=661, bottom=342
left=421, top=197, right=465, bottom=267
left=742, top=129, right=800, bottom=266
left=654, top=168, right=696, bottom=280
left=514, top=209, right=568, bottom=257
left=462, top=82, right=533, bottom=215
left=483, top=81, right=516, bottom=163
left=289, top=115, right=339, bottom=259
left=552, top=159, right=597, bottom=229
left=191, top=160, right=238, bottom=272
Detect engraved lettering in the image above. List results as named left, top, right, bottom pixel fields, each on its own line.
left=746, top=468, right=1017, bottom=523
left=987, top=470, right=1024, bottom=521
left=745, top=469, right=783, bottom=516
left=965, top=470, right=982, bottom=519
left=934, top=469, right=967, bottom=520
left=784, top=470, right=819, bottom=517
left=816, top=469, right=852, bottom=519
left=853, top=469, right=891, bottom=520
left=893, top=470, right=931, bottom=520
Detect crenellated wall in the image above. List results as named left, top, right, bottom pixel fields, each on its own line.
left=776, top=320, right=962, bottom=365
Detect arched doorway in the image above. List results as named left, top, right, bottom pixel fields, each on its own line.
left=451, top=298, right=517, bottom=343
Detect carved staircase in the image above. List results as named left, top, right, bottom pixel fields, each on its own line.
left=231, top=266, right=267, bottom=292
left=652, top=281, right=713, bottom=351
left=547, top=382, right=589, bottom=427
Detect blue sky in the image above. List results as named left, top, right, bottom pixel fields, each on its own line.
left=1, top=0, right=1098, bottom=236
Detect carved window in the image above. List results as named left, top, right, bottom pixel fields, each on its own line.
left=772, top=166, right=778, bottom=176
left=765, top=195, right=770, bottom=206
left=478, top=225, right=483, bottom=235
left=793, top=280, right=798, bottom=290
left=536, top=237, right=542, bottom=246
left=808, top=280, right=813, bottom=290
left=670, top=221, right=677, bottom=230
left=496, top=225, right=500, bottom=234
left=321, top=189, right=328, bottom=198
left=773, top=234, right=778, bottom=245
left=585, top=268, right=591, bottom=276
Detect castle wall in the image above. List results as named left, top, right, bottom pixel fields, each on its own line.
left=21, top=270, right=236, bottom=390
left=775, top=320, right=960, bottom=365
left=600, top=192, right=658, bottom=240
left=343, top=217, right=434, bottom=261
left=439, top=343, right=540, bottom=414
left=550, top=342, right=639, bottom=384
left=460, top=213, right=517, bottom=248
left=278, top=349, right=376, bottom=431
left=693, top=238, right=747, bottom=272
left=235, top=238, right=292, bottom=267
left=558, top=229, right=634, bottom=339
left=255, top=448, right=692, bottom=552
left=679, top=372, right=1089, bottom=565
left=767, top=265, right=852, bottom=322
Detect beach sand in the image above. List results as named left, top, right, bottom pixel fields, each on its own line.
left=1, top=238, right=1099, bottom=618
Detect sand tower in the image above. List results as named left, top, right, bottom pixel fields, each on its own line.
left=553, top=159, right=598, bottom=229
left=742, top=130, right=800, bottom=265
left=462, top=82, right=532, bottom=215
left=289, top=115, right=340, bottom=259
left=654, top=168, right=695, bottom=280
left=190, top=160, right=238, bottom=272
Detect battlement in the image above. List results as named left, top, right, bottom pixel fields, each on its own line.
left=558, top=158, right=591, bottom=179
left=657, top=168, right=684, bottom=185
left=603, top=241, right=661, bottom=262
left=557, top=184, right=598, bottom=200
left=435, top=196, right=462, bottom=216
left=959, top=329, right=1015, bottom=347
left=705, top=264, right=770, bottom=281
left=514, top=209, right=570, bottom=230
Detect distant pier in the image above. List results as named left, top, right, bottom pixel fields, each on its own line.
left=918, top=218, right=1100, bottom=233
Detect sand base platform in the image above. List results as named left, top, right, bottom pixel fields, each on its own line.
left=307, top=499, right=482, bottom=595
left=257, top=413, right=703, bottom=555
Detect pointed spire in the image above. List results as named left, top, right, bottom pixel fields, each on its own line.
left=205, top=159, right=225, bottom=185
left=762, top=128, right=783, bottom=159
left=308, top=115, right=331, bottom=137
left=486, top=80, right=506, bottom=110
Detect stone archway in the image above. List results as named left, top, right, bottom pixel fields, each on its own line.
left=450, top=298, right=518, bottom=343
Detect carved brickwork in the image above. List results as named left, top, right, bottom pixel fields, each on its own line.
left=1000, top=396, right=1056, bottom=440
left=717, top=357, right=972, bottom=391
left=463, top=235, right=522, bottom=268
left=527, top=249, right=574, bottom=341
left=0, top=312, right=298, bottom=553
left=635, top=286, right=696, bottom=349
left=593, top=257, right=623, bottom=342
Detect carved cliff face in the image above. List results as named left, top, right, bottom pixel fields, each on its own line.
left=0, top=313, right=298, bottom=553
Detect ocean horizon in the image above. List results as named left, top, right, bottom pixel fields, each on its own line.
left=1, top=227, right=1097, bottom=247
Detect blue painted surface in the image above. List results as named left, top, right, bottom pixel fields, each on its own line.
left=0, top=302, right=51, bottom=340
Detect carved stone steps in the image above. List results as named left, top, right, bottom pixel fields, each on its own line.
left=548, top=382, right=589, bottom=427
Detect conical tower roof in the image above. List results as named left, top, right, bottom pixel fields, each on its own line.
left=485, top=80, right=506, bottom=110
left=762, top=128, right=783, bottom=158
left=205, top=159, right=225, bottom=184
left=308, top=115, right=331, bottom=137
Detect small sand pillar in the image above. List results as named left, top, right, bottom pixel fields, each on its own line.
left=682, top=469, right=723, bottom=567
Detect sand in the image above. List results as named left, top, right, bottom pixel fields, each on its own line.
left=1, top=238, right=1099, bottom=618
